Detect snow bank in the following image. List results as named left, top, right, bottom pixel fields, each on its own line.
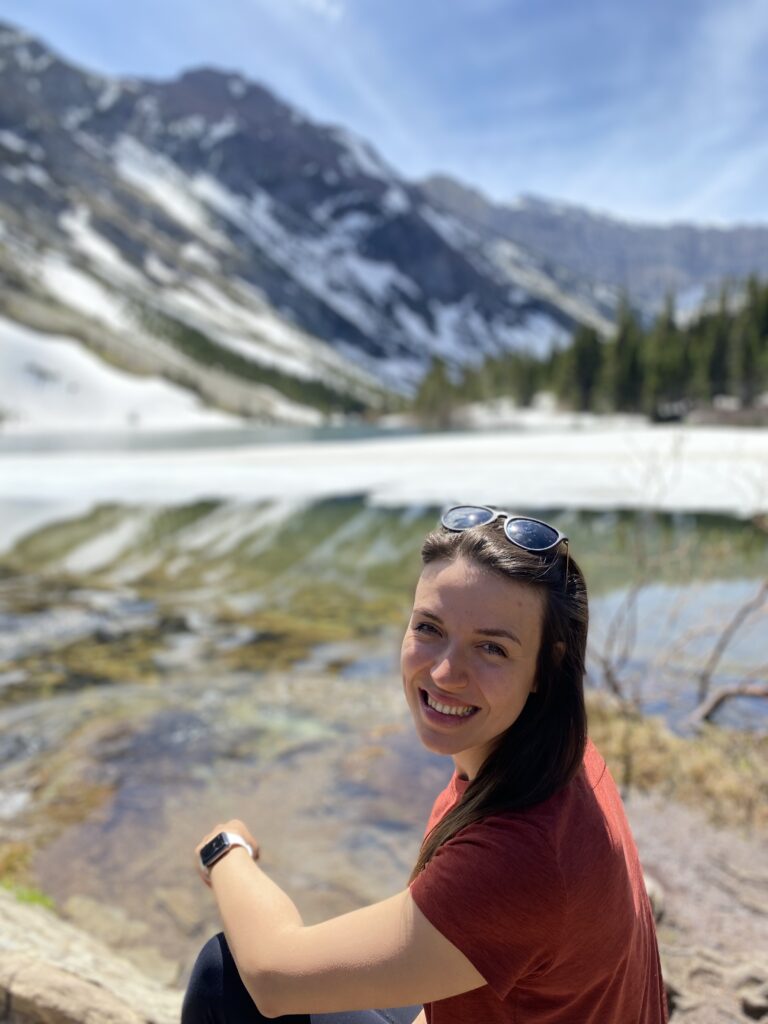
left=1, top=427, right=766, bottom=553
left=0, top=316, right=242, bottom=433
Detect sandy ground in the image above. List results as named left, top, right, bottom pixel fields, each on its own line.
left=627, top=791, right=768, bottom=1022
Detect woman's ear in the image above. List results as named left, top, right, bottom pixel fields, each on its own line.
left=553, top=641, right=566, bottom=666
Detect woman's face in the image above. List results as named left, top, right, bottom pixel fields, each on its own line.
left=401, top=556, right=543, bottom=780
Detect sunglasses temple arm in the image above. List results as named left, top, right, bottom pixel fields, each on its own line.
left=564, top=545, right=570, bottom=592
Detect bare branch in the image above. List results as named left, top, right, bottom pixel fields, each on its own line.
left=686, top=681, right=768, bottom=728
left=696, top=579, right=768, bottom=702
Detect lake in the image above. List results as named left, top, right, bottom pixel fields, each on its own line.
left=1, top=424, right=766, bottom=982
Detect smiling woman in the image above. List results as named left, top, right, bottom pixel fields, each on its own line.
left=181, top=507, right=668, bottom=1024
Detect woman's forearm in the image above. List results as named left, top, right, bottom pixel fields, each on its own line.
left=209, top=846, right=304, bottom=1009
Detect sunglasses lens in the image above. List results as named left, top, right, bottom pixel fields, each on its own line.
left=442, top=505, right=495, bottom=531
left=505, top=518, right=560, bottom=551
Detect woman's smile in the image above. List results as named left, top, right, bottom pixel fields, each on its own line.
left=419, top=688, right=479, bottom=722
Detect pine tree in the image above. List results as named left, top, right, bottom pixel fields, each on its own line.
left=558, top=326, right=603, bottom=411
left=642, top=294, right=683, bottom=416
left=600, top=296, right=644, bottom=411
left=413, top=356, right=456, bottom=428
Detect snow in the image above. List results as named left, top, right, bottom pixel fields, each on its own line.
left=419, top=205, right=478, bottom=249
left=176, top=499, right=307, bottom=556
left=381, top=186, right=410, bottom=216
left=0, top=316, right=243, bottom=434
left=431, top=301, right=482, bottom=362
left=113, top=136, right=229, bottom=248
left=168, top=114, right=207, bottom=140
left=189, top=174, right=396, bottom=334
left=179, top=242, right=220, bottom=271
left=13, top=46, right=52, bottom=73
left=228, top=77, right=247, bottom=99
left=0, top=164, right=50, bottom=188
left=23, top=165, right=50, bottom=187
left=675, top=284, right=710, bottom=326
left=144, top=253, right=178, bottom=284
left=312, top=189, right=367, bottom=223
left=62, top=107, right=92, bottom=131
left=135, top=95, right=161, bottom=133
left=157, top=275, right=378, bottom=389
left=96, top=81, right=122, bottom=112
left=506, top=311, right=569, bottom=356
left=490, top=240, right=614, bottom=337
left=2, top=428, right=767, bottom=537
left=332, top=127, right=395, bottom=181
left=202, top=116, right=239, bottom=149
left=37, top=253, right=135, bottom=333
left=0, top=130, right=32, bottom=155
left=0, top=29, right=28, bottom=48
left=59, top=206, right=144, bottom=286
left=63, top=510, right=154, bottom=574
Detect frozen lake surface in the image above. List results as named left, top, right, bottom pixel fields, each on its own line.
left=1, top=425, right=767, bottom=551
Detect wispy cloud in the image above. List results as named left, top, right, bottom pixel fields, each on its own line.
left=4, top=0, right=768, bottom=222
left=288, top=0, right=344, bottom=20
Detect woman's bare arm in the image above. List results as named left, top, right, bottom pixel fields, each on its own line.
left=204, top=832, right=485, bottom=1018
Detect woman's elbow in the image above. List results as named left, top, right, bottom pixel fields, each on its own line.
left=242, top=970, right=298, bottom=1019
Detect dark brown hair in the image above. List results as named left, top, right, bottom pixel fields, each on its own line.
left=409, top=517, right=588, bottom=881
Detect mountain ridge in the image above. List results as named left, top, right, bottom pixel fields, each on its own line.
left=421, top=174, right=768, bottom=314
left=1, top=18, right=767, bottom=428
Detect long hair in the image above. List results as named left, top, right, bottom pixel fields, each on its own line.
left=409, top=518, right=589, bottom=882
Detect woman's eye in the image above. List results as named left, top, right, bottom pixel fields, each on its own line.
left=481, top=642, right=507, bottom=657
left=413, top=621, right=440, bottom=635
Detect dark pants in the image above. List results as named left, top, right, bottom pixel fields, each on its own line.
left=181, top=933, right=421, bottom=1024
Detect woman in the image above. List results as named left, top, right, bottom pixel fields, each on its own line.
left=182, top=506, right=668, bottom=1023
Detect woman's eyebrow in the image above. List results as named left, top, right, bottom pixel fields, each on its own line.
left=479, top=622, right=528, bottom=647
left=476, top=627, right=522, bottom=647
left=412, top=610, right=522, bottom=648
left=412, top=608, right=442, bottom=623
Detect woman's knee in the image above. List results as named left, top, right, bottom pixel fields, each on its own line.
left=182, top=933, right=311, bottom=1024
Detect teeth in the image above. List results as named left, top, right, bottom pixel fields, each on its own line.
left=426, top=694, right=475, bottom=717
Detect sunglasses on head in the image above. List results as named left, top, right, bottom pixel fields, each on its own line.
left=440, top=505, right=570, bottom=581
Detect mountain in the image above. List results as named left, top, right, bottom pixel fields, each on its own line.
left=2, top=21, right=767, bottom=430
left=0, top=21, right=614, bottom=429
left=421, top=176, right=768, bottom=317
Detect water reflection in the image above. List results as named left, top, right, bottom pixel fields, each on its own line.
left=0, top=422, right=422, bottom=454
left=0, top=494, right=765, bottom=979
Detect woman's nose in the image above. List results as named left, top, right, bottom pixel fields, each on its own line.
left=430, top=647, right=468, bottom=689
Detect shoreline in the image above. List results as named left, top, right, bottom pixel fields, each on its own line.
left=0, top=427, right=767, bottom=553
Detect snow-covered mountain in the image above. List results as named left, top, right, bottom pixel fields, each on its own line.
left=3, top=21, right=767, bottom=430
left=421, top=176, right=768, bottom=316
left=0, top=20, right=613, bottom=429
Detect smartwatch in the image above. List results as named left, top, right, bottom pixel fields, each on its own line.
left=199, top=831, right=254, bottom=876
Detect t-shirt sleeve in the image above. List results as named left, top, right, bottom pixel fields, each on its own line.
left=409, top=814, right=565, bottom=999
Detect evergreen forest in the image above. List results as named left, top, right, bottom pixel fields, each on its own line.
left=412, top=276, right=768, bottom=425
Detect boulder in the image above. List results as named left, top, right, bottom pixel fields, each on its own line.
left=0, top=889, right=181, bottom=1024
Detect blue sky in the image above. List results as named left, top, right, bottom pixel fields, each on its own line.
left=5, top=0, right=768, bottom=224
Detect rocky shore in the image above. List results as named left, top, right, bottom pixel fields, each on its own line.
left=0, top=886, right=181, bottom=1024
left=3, top=783, right=767, bottom=1024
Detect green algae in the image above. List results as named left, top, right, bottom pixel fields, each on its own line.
left=2, top=882, right=56, bottom=910
left=8, top=504, right=131, bottom=571
left=2, top=497, right=767, bottom=718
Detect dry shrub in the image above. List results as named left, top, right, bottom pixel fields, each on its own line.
left=587, top=694, right=768, bottom=832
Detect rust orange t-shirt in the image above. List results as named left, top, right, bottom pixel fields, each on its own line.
left=409, top=740, right=668, bottom=1023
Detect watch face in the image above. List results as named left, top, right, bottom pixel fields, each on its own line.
left=200, top=832, right=230, bottom=867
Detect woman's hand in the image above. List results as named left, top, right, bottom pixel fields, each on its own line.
left=195, top=818, right=260, bottom=887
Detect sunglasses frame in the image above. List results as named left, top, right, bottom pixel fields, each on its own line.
left=440, top=505, right=570, bottom=584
